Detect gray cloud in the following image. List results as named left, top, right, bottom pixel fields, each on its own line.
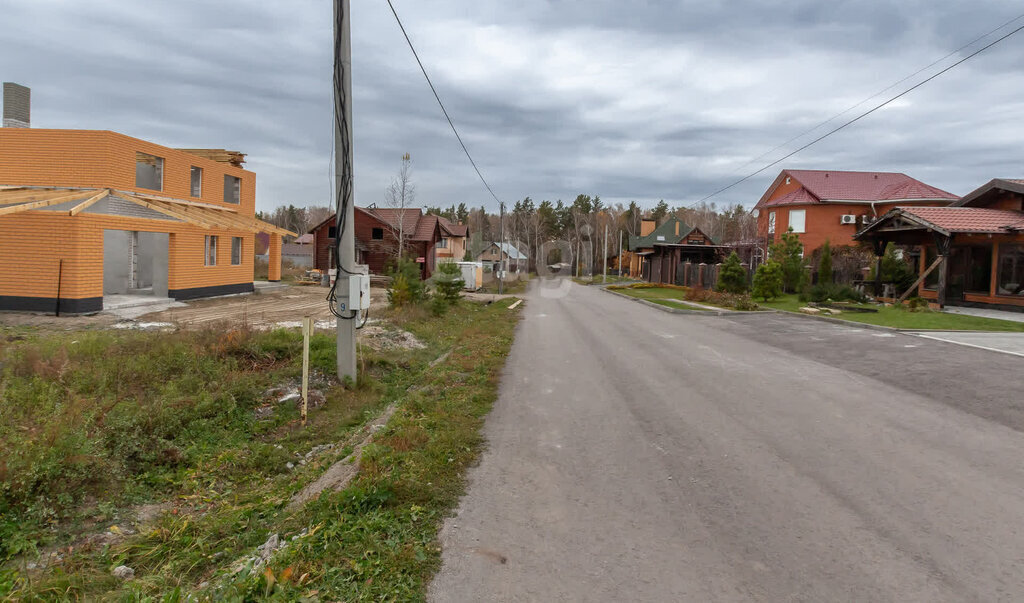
left=1, top=0, right=1022, bottom=213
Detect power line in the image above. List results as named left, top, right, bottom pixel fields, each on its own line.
left=730, top=11, right=1024, bottom=176
left=384, top=0, right=503, bottom=207
left=693, top=20, right=1024, bottom=207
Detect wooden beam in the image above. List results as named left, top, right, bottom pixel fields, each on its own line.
left=0, top=190, right=97, bottom=217
left=0, top=188, right=66, bottom=205
left=170, top=204, right=247, bottom=230
left=873, top=226, right=931, bottom=233
left=254, top=221, right=296, bottom=237
left=125, top=191, right=239, bottom=212
left=68, top=189, right=110, bottom=216
left=936, top=255, right=949, bottom=308
left=120, top=196, right=214, bottom=229
left=895, top=256, right=944, bottom=304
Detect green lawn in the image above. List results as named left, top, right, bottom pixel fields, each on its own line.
left=572, top=275, right=635, bottom=286
left=758, top=294, right=1024, bottom=332
left=607, top=286, right=712, bottom=311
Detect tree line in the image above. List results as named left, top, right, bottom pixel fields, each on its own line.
left=257, top=195, right=757, bottom=270
left=257, top=204, right=334, bottom=239
left=427, top=196, right=756, bottom=270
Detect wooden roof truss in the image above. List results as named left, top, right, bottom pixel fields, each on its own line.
left=0, top=186, right=295, bottom=237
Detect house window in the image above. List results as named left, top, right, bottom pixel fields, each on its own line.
left=788, top=209, right=806, bottom=234
left=328, top=225, right=337, bottom=238
left=687, top=238, right=704, bottom=245
left=923, top=247, right=939, bottom=290
left=372, top=227, right=384, bottom=240
left=135, top=152, right=163, bottom=191
left=205, top=235, right=218, bottom=266
left=231, top=237, right=242, bottom=265
left=190, top=166, right=203, bottom=197
left=437, top=237, right=448, bottom=249
left=997, top=244, right=1024, bottom=297
left=768, top=211, right=776, bottom=234
left=223, top=175, right=241, bottom=204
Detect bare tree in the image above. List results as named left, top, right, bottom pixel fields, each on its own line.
left=385, top=153, right=415, bottom=258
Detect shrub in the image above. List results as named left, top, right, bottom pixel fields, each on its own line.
left=730, top=295, right=760, bottom=311
left=717, top=251, right=748, bottom=294
left=818, top=240, right=833, bottom=285
left=752, top=260, right=784, bottom=301
left=434, top=261, right=465, bottom=304
left=906, top=296, right=929, bottom=312
left=868, top=242, right=917, bottom=293
left=386, top=258, right=427, bottom=307
left=429, top=294, right=450, bottom=316
left=802, top=282, right=868, bottom=303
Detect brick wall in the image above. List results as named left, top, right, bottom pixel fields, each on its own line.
left=0, top=129, right=259, bottom=307
left=0, top=129, right=255, bottom=213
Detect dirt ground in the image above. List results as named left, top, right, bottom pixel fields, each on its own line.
left=0, top=285, right=390, bottom=331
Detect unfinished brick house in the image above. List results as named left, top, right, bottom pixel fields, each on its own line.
left=0, top=128, right=293, bottom=314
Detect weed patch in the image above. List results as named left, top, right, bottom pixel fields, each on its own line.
left=1, top=298, right=521, bottom=601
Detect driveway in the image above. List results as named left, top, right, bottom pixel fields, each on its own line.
left=429, top=279, right=1024, bottom=602
left=906, top=331, right=1024, bottom=358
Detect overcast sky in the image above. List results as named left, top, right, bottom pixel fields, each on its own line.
left=1, top=1, right=1022, bottom=212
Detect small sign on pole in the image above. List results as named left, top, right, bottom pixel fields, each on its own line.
left=301, top=316, right=313, bottom=426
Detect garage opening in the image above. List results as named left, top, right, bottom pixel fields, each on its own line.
left=102, top=230, right=170, bottom=310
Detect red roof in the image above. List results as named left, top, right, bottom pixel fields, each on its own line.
left=901, top=206, right=1024, bottom=233
left=411, top=214, right=440, bottom=242
left=757, top=170, right=959, bottom=208
left=438, top=216, right=469, bottom=237
left=761, top=187, right=817, bottom=208
left=364, top=207, right=423, bottom=235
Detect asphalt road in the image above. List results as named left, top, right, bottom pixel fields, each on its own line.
left=429, top=280, right=1024, bottom=602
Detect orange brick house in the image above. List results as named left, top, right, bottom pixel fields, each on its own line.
left=0, top=128, right=293, bottom=314
left=754, top=170, right=959, bottom=253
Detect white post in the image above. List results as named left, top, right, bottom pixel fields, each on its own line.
left=618, top=230, right=623, bottom=277
left=301, top=316, right=312, bottom=426
left=603, top=222, right=608, bottom=283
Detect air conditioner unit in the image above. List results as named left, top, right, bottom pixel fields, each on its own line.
left=861, top=215, right=875, bottom=224
left=839, top=214, right=857, bottom=225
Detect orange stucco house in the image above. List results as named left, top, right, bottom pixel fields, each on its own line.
left=754, top=170, right=959, bottom=253
left=0, top=128, right=293, bottom=314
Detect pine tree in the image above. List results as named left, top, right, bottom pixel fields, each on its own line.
left=651, top=200, right=670, bottom=224
left=717, top=251, right=748, bottom=294
left=770, top=228, right=806, bottom=292
left=752, top=260, right=784, bottom=301
left=818, top=239, right=833, bottom=285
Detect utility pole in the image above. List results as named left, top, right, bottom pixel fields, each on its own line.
left=601, top=222, right=609, bottom=282
left=498, top=201, right=504, bottom=294
left=335, top=0, right=357, bottom=381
